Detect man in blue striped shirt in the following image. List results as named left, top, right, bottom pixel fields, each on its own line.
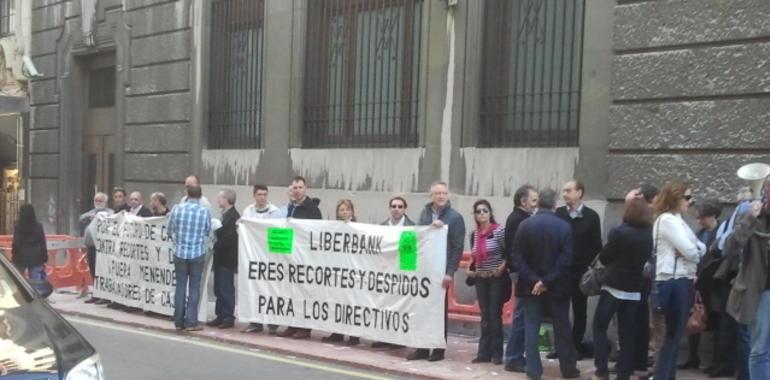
left=168, top=185, right=212, bottom=331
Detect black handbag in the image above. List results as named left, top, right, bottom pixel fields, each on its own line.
left=579, top=254, right=604, bottom=296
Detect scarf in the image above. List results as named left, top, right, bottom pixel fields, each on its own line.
left=474, top=223, right=500, bottom=266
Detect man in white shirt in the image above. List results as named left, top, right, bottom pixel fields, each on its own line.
left=242, top=184, right=282, bottom=219
left=241, top=184, right=282, bottom=334
left=380, top=196, right=414, bottom=226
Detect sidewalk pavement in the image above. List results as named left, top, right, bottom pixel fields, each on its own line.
left=49, top=290, right=718, bottom=380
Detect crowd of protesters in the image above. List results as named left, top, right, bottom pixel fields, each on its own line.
left=11, top=172, right=770, bottom=380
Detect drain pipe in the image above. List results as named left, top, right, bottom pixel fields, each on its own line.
left=439, top=5, right=456, bottom=183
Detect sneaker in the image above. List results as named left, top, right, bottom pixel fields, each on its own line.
left=218, top=321, right=235, bottom=329
left=185, top=325, right=204, bottom=332
left=471, top=357, right=491, bottom=364
left=206, top=318, right=223, bottom=327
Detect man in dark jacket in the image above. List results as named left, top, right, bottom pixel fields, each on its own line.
left=371, top=195, right=415, bottom=350
left=128, top=191, right=153, bottom=217
left=514, top=189, right=580, bottom=380
left=111, top=187, right=131, bottom=213
left=277, top=176, right=323, bottom=340
left=503, top=185, right=537, bottom=372
left=207, top=189, right=240, bottom=329
left=725, top=177, right=770, bottom=380
left=555, top=179, right=602, bottom=358
left=381, top=196, right=415, bottom=226
left=406, top=181, right=465, bottom=362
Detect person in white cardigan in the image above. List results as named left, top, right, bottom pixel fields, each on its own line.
left=647, top=180, right=707, bottom=380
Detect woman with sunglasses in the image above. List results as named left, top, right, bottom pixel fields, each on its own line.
left=647, top=180, right=706, bottom=380
left=466, top=200, right=507, bottom=364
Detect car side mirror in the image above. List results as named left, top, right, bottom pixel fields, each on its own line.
left=28, top=279, right=53, bottom=298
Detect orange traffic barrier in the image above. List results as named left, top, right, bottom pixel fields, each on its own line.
left=0, top=235, right=93, bottom=292
left=448, top=252, right=516, bottom=323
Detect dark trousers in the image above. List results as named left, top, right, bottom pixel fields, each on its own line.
left=634, top=282, right=651, bottom=371
left=593, top=291, right=639, bottom=379
left=414, top=291, right=448, bottom=356
left=653, top=278, right=693, bottom=380
left=522, top=295, right=578, bottom=380
left=569, top=275, right=588, bottom=352
left=87, top=246, right=97, bottom=278
left=476, top=276, right=506, bottom=360
left=214, top=267, right=235, bottom=323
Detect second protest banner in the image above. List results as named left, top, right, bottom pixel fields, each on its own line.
left=237, top=218, right=448, bottom=349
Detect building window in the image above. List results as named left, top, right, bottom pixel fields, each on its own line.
left=208, top=0, right=265, bottom=149
left=0, top=0, right=13, bottom=37
left=303, top=0, right=423, bottom=148
left=89, top=68, right=115, bottom=108
left=479, top=0, right=584, bottom=147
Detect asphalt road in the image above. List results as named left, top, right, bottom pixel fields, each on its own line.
left=67, top=316, right=405, bottom=380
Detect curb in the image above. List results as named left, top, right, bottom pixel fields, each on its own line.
left=56, top=308, right=442, bottom=380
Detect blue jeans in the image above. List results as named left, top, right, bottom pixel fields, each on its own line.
left=653, top=278, right=692, bottom=380
left=522, top=296, right=577, bottom=380
left=214, top=267, right=235, bottom=322
left=593, top=291, right=639, bottom=378
left=504, top=297, right=525, bottom=367
left=749, top=291, right=770, bottom=380
left=738, top=323, right=750, bottom=380
left=17, top=265, right=47, bottom=281
left=174, top=256, right=205, bottom=328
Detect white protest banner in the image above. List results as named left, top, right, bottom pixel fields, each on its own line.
left=92, top=212, right=196, bottom=316
left=237, top=218, right=448, bottom=349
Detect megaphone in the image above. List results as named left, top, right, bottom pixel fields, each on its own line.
left=737, top=163, right=770, bottom=200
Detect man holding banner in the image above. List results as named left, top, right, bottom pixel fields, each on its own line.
left=168, top=185, right=212, bottom=331
left=407, top=181, right=466, bottom=362
left=276, top=176, right=323, bottom=340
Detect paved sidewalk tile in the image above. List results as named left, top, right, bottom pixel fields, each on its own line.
left=50, top=290, right=718, bottom=380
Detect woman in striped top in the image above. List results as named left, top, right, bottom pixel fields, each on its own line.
left=466, top=199, right=507, bottom=364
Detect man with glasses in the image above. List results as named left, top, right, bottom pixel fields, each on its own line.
left=372, top=196, right=415, bottom=349
left=407, top=181, right=465, bottom=362
left=382, top=196, right=415, bottom=226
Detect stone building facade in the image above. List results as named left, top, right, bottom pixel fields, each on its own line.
left=25, top=0, right=770, bottom=242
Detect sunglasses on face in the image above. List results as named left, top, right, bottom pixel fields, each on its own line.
left=683, top=195, right=693, bottom=201
left=475, top=208, right=490, bottom=214
left=390, top=204, right=404, bottom=209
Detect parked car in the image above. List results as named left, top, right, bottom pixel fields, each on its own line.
left=0, top=254, right=104, bottom=379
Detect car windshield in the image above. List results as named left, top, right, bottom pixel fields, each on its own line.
left=0, top=260, right=33, bottom=310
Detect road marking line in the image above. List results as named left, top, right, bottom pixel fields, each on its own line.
left=67, top=316, right=395, bottom=380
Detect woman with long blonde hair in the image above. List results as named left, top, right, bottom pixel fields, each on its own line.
left=650, top=180, right=706, bottom=380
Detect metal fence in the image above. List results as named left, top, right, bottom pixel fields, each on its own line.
left=303, top=0, right=423, bottom=148
left=0, top=0, right=12, bottom=37
left=479, top=0, right=584, bottom=147
left=208, top=0, right=265, bottom=149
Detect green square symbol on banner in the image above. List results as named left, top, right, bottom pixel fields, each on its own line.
left=399, top=231, right=418, bottom=271
left=267, top=227, right=294, bottom=254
